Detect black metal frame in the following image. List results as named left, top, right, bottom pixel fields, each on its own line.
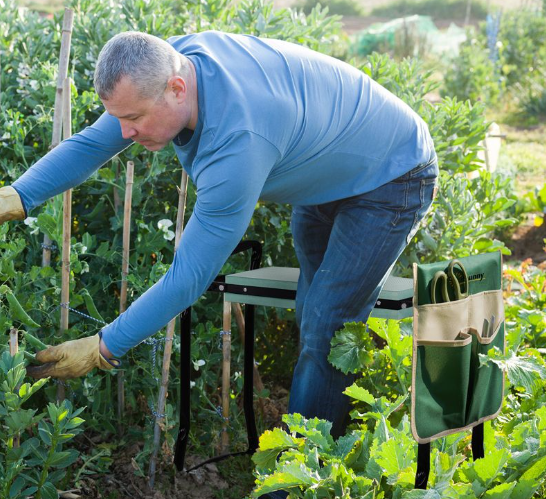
left=174, top=240, right=262, bottom=472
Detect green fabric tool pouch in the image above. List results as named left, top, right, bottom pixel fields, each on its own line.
left=411, top=251, right=505, bottom=443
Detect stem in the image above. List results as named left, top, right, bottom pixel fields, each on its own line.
left=74, top=449, right=108, bottom=486
left=36, top=431, right=59, bottom=498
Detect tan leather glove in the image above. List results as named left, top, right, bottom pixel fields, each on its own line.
left=0, top=186, right=26, bottom=223
left=26, top=334, right=120, bottom=380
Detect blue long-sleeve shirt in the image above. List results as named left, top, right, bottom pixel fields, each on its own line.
left=13, top=31, right=434, bottom=356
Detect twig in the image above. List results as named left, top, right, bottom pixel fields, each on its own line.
left=148, top=170, right=189, bottom=488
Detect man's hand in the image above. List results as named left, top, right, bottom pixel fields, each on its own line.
left=26, top=334, right=120, bottom=380
left=0, top=186, right=25, bottom=223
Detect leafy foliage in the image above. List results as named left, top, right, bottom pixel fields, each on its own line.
left=253, top=280, right=546, bottom=497
left=0, top=351, right=84, bottom=499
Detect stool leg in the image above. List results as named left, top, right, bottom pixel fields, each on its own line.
left=244, top=304, right=259, bottom=452
left=221, top=299, right=232, bottom=453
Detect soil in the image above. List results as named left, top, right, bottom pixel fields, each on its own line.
left=505, top=216, right=546, bottom=266
left=64, top=385, right=289, bottom=499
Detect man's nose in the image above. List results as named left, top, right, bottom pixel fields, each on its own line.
left=120, top=122, right=137, bottom=140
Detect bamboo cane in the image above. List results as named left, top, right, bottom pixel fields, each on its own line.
left=9, top=327, right=18, bottom=356
left=113, top=157, right=122, bottom=214
left=42, top=8, right=74, bottom=268
left=57, top=77, right=73, bottom=403
left=117, top=161, right=135, bottom=432
left=148, top=170, right=189, bottom=488
left=221, top=299, right=232, bottom=453
left=232, top=303, right=266, bottom=416
left=9, top=327, right=20, bottom=448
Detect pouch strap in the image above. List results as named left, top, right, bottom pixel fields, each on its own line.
left=414, top=442, right=430, bottom=489
left=472, top=422, right=485, bottom=460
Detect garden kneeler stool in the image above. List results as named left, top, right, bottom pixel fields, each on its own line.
left=411, top=251, right=505, bottom=489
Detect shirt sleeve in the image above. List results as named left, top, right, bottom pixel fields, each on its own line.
left=100, top=131, right=281, bottom=357
left=12, top=112, right=132, bottom=213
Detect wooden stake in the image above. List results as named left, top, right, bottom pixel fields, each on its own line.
left=9, top=327, right=18, bottom=357
left=232, top=303, right=266, bottom=417
left=120, top=161, right=134, bottom=313
left=58, top=76, right=73, bottom=403
left=117, top=161, right=135, bottom=432
left=148, top=170, right=189, bottom=488
left=9, top=327, right=20, bottom=448
left=221, top=299, right=232, bottom=453
left=42, top=8, right=74, bottom=268
left=113, top=158, right=122, bottom=214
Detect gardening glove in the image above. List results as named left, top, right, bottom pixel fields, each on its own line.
left=0, top=186, right=26, bottom=223
left=26, top=333, right=120, bottom=380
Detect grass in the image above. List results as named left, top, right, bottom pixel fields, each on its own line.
left=496, top=126, right=546, bottom=195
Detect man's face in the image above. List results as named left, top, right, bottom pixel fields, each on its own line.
left=102, top=76, right=190, bottom=151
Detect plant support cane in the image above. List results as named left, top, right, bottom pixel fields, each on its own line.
left=57, top=76, right=73, bottom=403
left=42, top=8, right=73, bottom=268
left=117, top=161, right=135, bottom=432
left=148, top=170, right=189, bottom=489
left=9, top=328, right=20, bottom=448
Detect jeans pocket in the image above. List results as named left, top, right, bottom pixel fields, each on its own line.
left=406, top=178, right=436, bottom=244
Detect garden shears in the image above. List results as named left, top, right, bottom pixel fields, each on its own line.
left=430, top=259, right=469, bottom=304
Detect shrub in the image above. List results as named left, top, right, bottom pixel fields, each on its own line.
left=0, top=351, right=85, bottom=499
left=442, top=38, right=503, bottom=105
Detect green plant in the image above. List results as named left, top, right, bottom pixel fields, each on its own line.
left=443, top=39, right=503, bottom=105
left=513, top=69, right=546, bottom=120
left=252, top=310, right=546, bottom=498
left=0, top=351, right=85, bottom=499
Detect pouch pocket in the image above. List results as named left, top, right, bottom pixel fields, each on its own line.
left=415, top=290, right=504, bottom=342
left=465, top=321, right=505, bottom=423
left=413, top=336, right=472, bottom=440
left=413, top=290, right=505, bottom=441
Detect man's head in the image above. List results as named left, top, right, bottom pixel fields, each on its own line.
left=94, top=32, right=197, bottom=151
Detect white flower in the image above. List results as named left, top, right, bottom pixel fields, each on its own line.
left=24, top=217, right=39, bottom=235
left=192, top=359, right=206, bottom=371
left=157, top=219, right=175, bottom=241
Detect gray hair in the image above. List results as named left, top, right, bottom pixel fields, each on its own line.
left=94, top=31, right=189, bottom=100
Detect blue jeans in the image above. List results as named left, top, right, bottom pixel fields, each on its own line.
left=287, top=156, right=438, bottom=438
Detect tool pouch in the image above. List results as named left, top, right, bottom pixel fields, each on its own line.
left=411, top=252, right=505, bottom=487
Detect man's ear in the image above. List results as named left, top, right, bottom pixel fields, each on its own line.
left=166, top=75, right=187, bottom=103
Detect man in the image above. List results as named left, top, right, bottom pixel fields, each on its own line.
left=1, top=31, right=437, bottom=443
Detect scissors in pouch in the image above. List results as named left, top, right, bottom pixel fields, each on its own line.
left=430, top=259, right=469, bottom=304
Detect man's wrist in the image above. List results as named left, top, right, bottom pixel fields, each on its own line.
left=99, top=336, right=113, bottom=359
